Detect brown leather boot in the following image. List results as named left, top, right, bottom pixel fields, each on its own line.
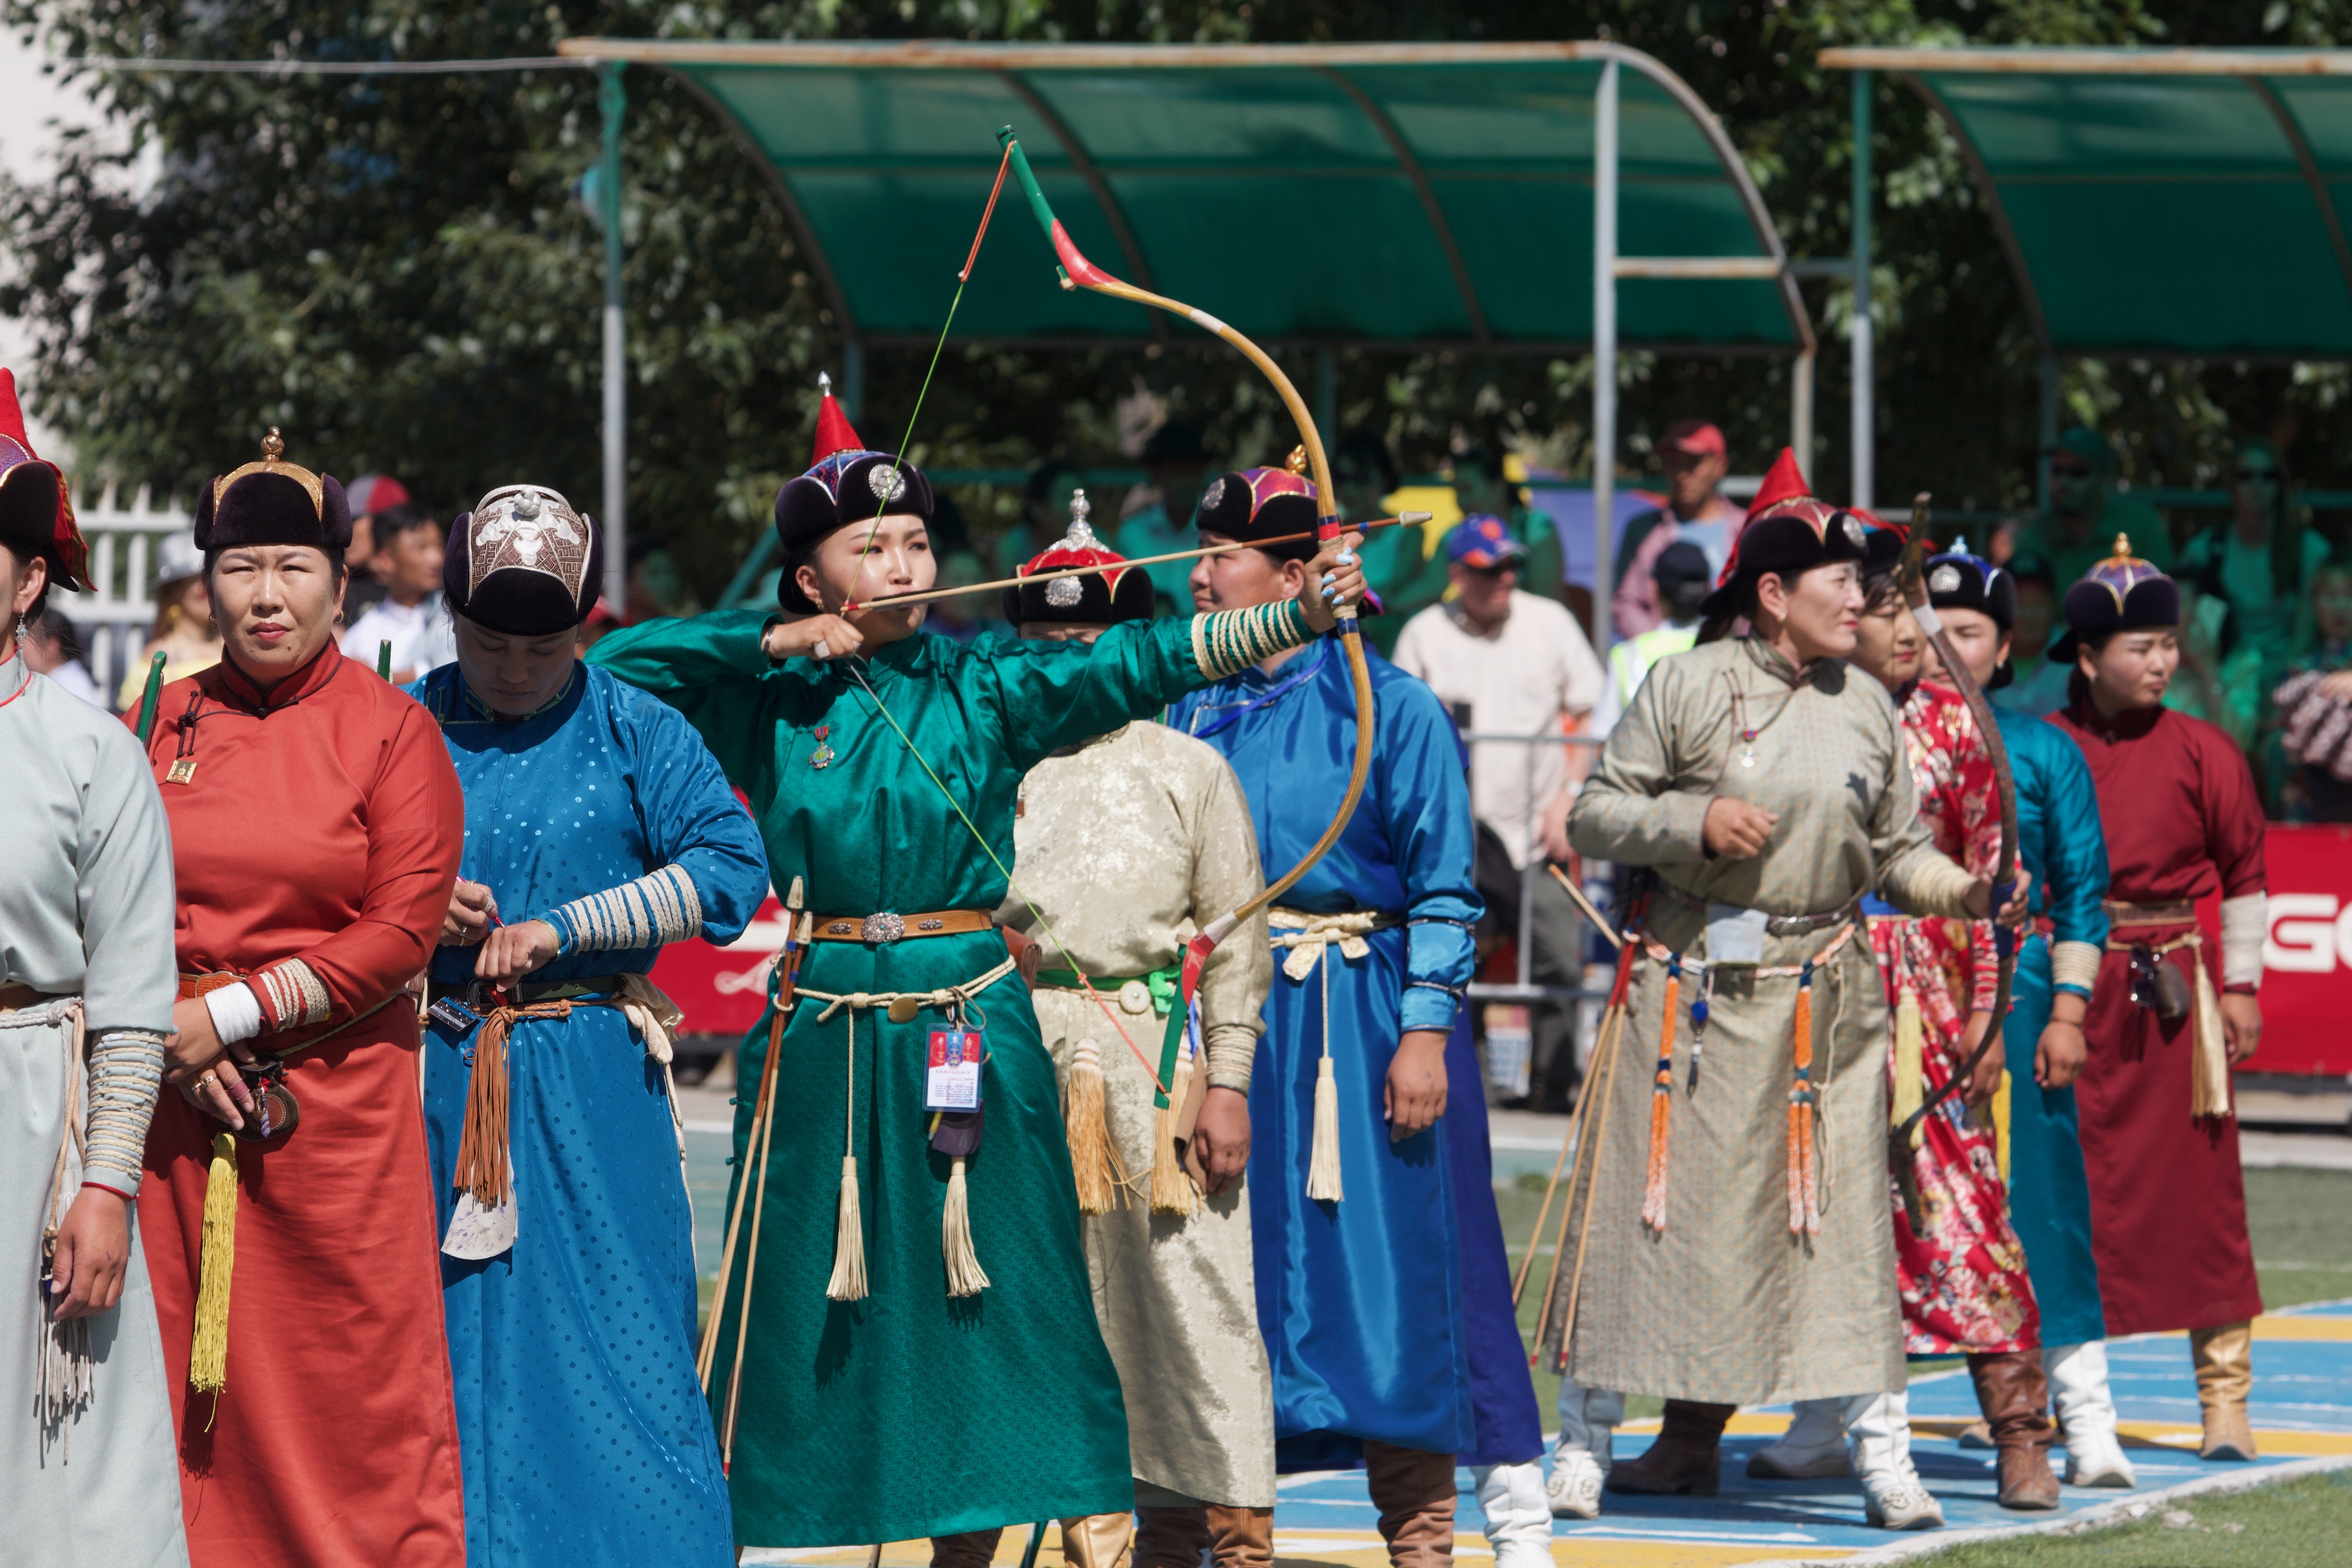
left=1364, top=1441, right=1457, bottom=1568
left=1205, top=1505, right=1274, bottom=1568
left=1605, top=1401, right=1733, bottom=1497
left=1060, top=1514, right=1134, bottom=1568
left=931, top=1529, right=1007, bottom=1568
left=1132, top=1506, right=1210, bottom=1568
left=1969, top=1352, right=2061, bottom=1510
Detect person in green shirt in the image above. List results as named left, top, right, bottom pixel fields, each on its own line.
left=2007, top=428, right=2171, bottom=590
left=1454, top=445, right=1564, bottom=610
left=587, top=382, right=1365, bottom=1557
left=2177, top=436, right=2330, bottom=690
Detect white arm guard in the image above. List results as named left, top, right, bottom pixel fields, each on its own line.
left=203, top=981, right=265, bottom=1046
left=2220, top=892, right=2266, bottom=988
left=2049, top=940, right=2102, bottom=995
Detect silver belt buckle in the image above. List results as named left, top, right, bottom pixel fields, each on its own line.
left=862, top=912, right=906, bottom=945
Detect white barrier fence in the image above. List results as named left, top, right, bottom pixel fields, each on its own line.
left=53, top=488, right=194, bottom=709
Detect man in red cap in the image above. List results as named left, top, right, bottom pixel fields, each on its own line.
left=1612, top=419, right=1743, bottom=639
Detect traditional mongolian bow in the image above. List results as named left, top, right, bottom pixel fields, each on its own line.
left=998, top=127, right=1380, bottom=1122
left=1889, top=491, right=2020, bottom=1233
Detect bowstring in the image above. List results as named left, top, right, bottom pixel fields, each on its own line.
left=840, top=662, right=1174, bottom=1098
left=840, top=142, right=1014, bottom=612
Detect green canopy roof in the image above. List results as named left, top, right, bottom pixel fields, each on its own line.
left=559, top=39, right=1809, bottom=355
left=1823, top=47, right=2352, bottom=358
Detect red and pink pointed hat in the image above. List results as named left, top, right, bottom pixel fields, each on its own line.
left=0, top=368, right=87, bottom=591
left=1743, top=446, right=1813, bottom=523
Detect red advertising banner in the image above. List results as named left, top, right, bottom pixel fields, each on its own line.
left=2251, top=823, right=2352, bottom=1077
left=649, top=891, right=788, bottom=1040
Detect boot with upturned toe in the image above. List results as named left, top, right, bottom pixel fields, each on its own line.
left=2192, top=1322, right=2259, bottom=1462
left=1969, top=1352, right=2061, bottom=1510
left=1604, top=1401, right=1734, bottom=1498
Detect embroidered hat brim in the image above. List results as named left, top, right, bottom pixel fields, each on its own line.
left=444, top=485, right=604, bottom=635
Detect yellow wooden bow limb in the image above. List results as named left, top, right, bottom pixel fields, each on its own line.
left=997, top=129, right=1379, bottom=1116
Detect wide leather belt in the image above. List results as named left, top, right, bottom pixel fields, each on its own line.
left=0, top=983, right=66, bottom=1011
left=2105, top=899, right=2197, bottom=928
left=456, top=975, right=624, bottom=1012
left=809, top=909, right=996, bottom=945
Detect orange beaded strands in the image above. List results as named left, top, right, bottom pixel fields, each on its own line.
left=1640, top=955, right=1681, bottom=1232
left=1787, top=959, right=1822, bottom=1236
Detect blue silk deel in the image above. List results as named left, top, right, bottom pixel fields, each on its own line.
left=1994, top=708, right=2112, bottom=1348
left=410, top=662, right=769, bottom=1568
left=1443, top=1007, right=1546, bottom=1466
left=1170, top=638, right=1480, bottom=1465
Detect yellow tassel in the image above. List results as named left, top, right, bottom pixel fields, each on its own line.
left=1064, top=1042, right=1126, bottom=1217
left=2189, top=958, right=2233, bottom=1119
left=1641, top=960, right=1680, bottom=1233
left=1150, top=1049, right=1199, bottom=1217
left=1993, top=1069, right=2013, bottom=1184
left=1305, top=1055, right=1343, bottom=1203
left=824, top=1155, right=868, bottom=1303
left=1892, top=989, right=1925, bottom=1150
left=189, top=1131, right=239, bottom=1394
left=942, top=1156, right=990, bottom=1297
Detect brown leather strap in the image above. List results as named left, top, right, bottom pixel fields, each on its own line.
left=808, top=909, right=996, bottom=945
left=0, top=983, right=63, bottom=1011
left=2105, top=900, right=2198, bottom=928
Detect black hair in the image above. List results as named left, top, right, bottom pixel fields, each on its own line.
left=30, top=605, right=81, bottom=661
left=1335, top=430, right=1400, bottom=494
left=371, top=503, right=438, bottom=552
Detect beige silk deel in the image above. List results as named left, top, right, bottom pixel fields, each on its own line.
left=1564, top=636, right=1977, bottom=1405
left=1001, top=720, right=1277, bottom=1506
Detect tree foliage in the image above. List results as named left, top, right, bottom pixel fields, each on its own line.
left=2, top=0, right=2346, bottom=596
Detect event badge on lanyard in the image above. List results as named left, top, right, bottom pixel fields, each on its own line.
left=925, top=1028, right=985, bottom=1114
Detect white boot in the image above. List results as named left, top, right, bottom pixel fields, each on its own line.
left=2045, top=1340, right=2136, bottom=1488
left=1845, top=1390, right=1944, bottom=1530
left=1545, top=1382, right=1623, bottom=1520
left=1746, top=1396, right=1853, bottom=1479
left=1473, top=1460, right=1556, bottom=1568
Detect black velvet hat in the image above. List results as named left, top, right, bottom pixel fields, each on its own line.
left=1002, top=490, right=1155, bottom=627
left=444, top=485, right=603, bottom=635
left=2050, top=534, right=2180, bottom=665
left=194, top=428, right=353, bottom=554
left=1191, top=459, right=1322, bottom=563
left=0, top=368, right=86, bottom=591
left=1925, top=544, right=2019, bottom=690
left=771, top=374, right=934, bottom=614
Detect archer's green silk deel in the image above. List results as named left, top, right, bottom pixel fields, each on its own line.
left=588, top=609, right=1230, bottom=1547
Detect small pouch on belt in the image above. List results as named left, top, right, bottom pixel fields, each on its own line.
left=1705, top=904, right=1770, bottom=966
left=2127, top=945, right=2194, bottom=1023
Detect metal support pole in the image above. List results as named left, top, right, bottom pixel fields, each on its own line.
left=1792, top=347, right=1816, bottom=473
left=843, top=338, right=866, bottom=426
left=1850, top=69, right=1874, bottom=511
left=1591, top=58, right=1618, bottom=654
left=598, top=63, right=628, bottom=613
left=1315, top=348, right=1338, bottom=451
left=2038, top=352, right=2060, bottom=510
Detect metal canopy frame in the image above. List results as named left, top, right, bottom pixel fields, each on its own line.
left=1823, top=45, right=2352, bottom=507
left=563, top=37, right=1824, bottom=647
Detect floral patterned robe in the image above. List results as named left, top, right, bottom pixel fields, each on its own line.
left=1869, top=681, right=2041, bottom=1356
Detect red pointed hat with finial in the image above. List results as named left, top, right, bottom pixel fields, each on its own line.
left=0, top=368, right=88, bottom=591
left=809, top=371, right=864, bottom=466
left=1700, top=446, right=1869, bottom=618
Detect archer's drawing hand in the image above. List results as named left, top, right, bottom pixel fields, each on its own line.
left=764, top=614, right=864, bottom=663
left=1299, top=533, right=1367, bottom=633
